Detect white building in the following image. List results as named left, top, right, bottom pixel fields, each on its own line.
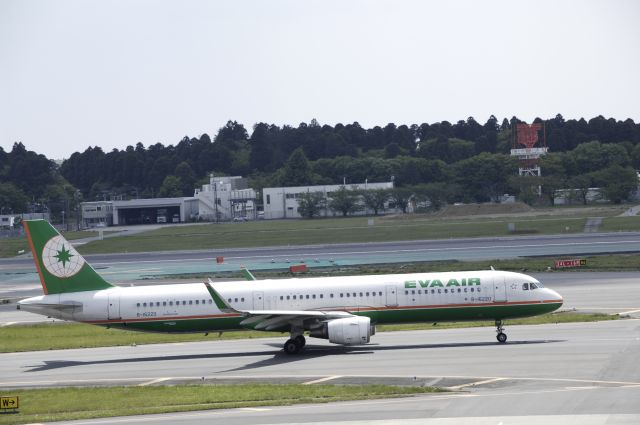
left=263, top=181, right=394, bottom=220
left=194, top=175, right=257, bottom=221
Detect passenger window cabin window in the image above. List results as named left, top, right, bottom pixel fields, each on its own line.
left=136, top=303, right=140, bottom=307
left=306, top=295, right=310, bottom=299
left=330, top=294, right=333, bottom=298
left=464, top=288, right=467, bottom=293
left=228, top=298, right=232, bottom=302
left=234, top=298, right=238, bottom=302
left=196, top=300, right=200, bottom=304
left=359, top=292, right=363, bottom=297
left=286, top=295, right=290, bottom=300
left=163, top=301, right=167, bottom=306
left=523, top=283, right=529, bottom=290
left=169, top=301, right=173, bottom=306
left=379, top=291, right=382, bottom=296
left=346, top=293, right=350, bottom=297
left=240, top=298, right=244, bottom=302
left=189, top=300, right=193, bottom=305
left=143, top=302, right=147, bottom=307
left=405, top=290, right=409, bottom=295
left=353, top=293, right=356, bottom=297
left=477, top=287, right=481, bottom=292
left=340, top=293, right=344, bottom=298
left=418, top=290, right=421, bottom=294
left=320, top=294, right=324, bottom=298
left=457, top=288, right=461, bottom=293
left=366, top=292, right=370, bottom=296
left=280, top=296, right=284, bottom=300
left=293, top=295, right=296, bottom=300
left=470, top=288, right=474, bottom=292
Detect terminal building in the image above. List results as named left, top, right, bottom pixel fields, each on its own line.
left=262, top=181, right=394, bottom=220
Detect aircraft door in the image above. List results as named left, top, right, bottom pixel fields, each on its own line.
left=253, top=291, right=264, bottom=310
left=107, top=293, right=121, bottom=320
left=385, top=285, right=398, bottom=307
left=493, top=276, right=507, bottom=302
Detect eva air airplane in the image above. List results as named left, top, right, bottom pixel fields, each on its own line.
left=18, top=220, right=563, bottom=354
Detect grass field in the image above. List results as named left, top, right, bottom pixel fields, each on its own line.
left=77, top=215, right=596, bottom=254
left=0, top=312, right=617, bottom=353
left=0, top=230, right=100, bottom=258
left=0, top=384, right=443, bottom=424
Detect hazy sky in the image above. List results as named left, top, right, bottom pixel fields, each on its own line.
left=1, top=0, right=639, bottom=159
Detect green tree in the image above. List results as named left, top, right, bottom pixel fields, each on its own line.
left=361, top=188, right=390, bottom=215
left=174, top=161, right=196, bottom=196
left=282, top=148, right=314, bottom=186
left=593, top=165, right=638, bottom=204
left=389, top=187, right=413, bottom=213
left=297, top=192, right=326, bottom=218
left=568, top=174, right=594, bottom=205
left=0, top=182, right=29, bottom=213
left=328, top=186, right=361, bottom=216
left=158, top=175, right=183, bottom=198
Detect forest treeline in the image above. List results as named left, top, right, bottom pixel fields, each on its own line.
left=1, top=114, right=640, bottom=218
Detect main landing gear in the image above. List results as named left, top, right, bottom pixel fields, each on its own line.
left=495, top=320, right=507, bottom=343
left=284, top=334, right=306, bottom=355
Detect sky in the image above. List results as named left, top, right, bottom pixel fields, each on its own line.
left=1, top=0, right=639, bottom=160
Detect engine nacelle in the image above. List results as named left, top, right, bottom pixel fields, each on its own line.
left=310, top=316, right=373, bottom=345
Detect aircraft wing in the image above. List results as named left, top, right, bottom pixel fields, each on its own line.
left=204, top=280, right=354, bottom=331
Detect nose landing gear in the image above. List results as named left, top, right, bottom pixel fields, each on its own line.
left=495, top=320, right=507, bottom=343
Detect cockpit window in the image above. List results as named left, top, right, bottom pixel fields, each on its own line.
left=530, top=282, right=538, bottom=289
left=522, top=283, right=529, bottom=290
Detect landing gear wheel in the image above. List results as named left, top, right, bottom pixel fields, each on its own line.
left=495, top=320, right=507, bottom=343
left=294, top=335, right=306, bottom=348
left=284, top=338, right=302, bottom=355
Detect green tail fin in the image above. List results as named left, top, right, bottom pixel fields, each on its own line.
left=24, top=220, right=113, bottom=294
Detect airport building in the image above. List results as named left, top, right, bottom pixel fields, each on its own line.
left=262, top=181, right=394, bottom=220
left=80, top=175, right=257, bottom=228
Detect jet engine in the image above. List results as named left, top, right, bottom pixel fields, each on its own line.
left=310, top=316, right=374, bottom=345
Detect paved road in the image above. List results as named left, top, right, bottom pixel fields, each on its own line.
left=2, top=231, right=640, bottom=297
left=4, top=320, right=640, bottom=425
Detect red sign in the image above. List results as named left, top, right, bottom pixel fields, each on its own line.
left=289, top=264, right=308, bottom=273
left=554, top=259, right=586, bottom=268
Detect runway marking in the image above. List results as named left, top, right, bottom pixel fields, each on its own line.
left=137, top=377, right=172, bottom=386
left=302, top=375, right=343, bottom=385
left=618, top=309, right=640, bottom=315
left=446, top=377, right=505, bottom=390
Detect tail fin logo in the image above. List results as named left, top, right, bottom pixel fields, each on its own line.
left=41, top=236, right=86, bottom=278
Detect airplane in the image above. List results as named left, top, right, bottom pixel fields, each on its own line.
left=18, top=220, right=563, bottom=354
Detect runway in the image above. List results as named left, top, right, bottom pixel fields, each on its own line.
left=2, top=231, right=640, bottom=298
left=3, top=320, right=640, bottom=424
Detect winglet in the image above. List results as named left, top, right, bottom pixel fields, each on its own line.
left=205, top=279, right=238, bottom=314
left=240, top=267, right=256, bottom=281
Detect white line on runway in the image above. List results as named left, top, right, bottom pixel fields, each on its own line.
left=302, top=375, right=343, bottom=385
left=137, top=377, right=172, bottom=387
left=618, top=309, right=640, bottom=315
left=446, top=377, right=505, bottom=390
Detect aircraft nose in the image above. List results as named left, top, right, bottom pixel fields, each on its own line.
left=550, top=289, right=563, bottom=305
